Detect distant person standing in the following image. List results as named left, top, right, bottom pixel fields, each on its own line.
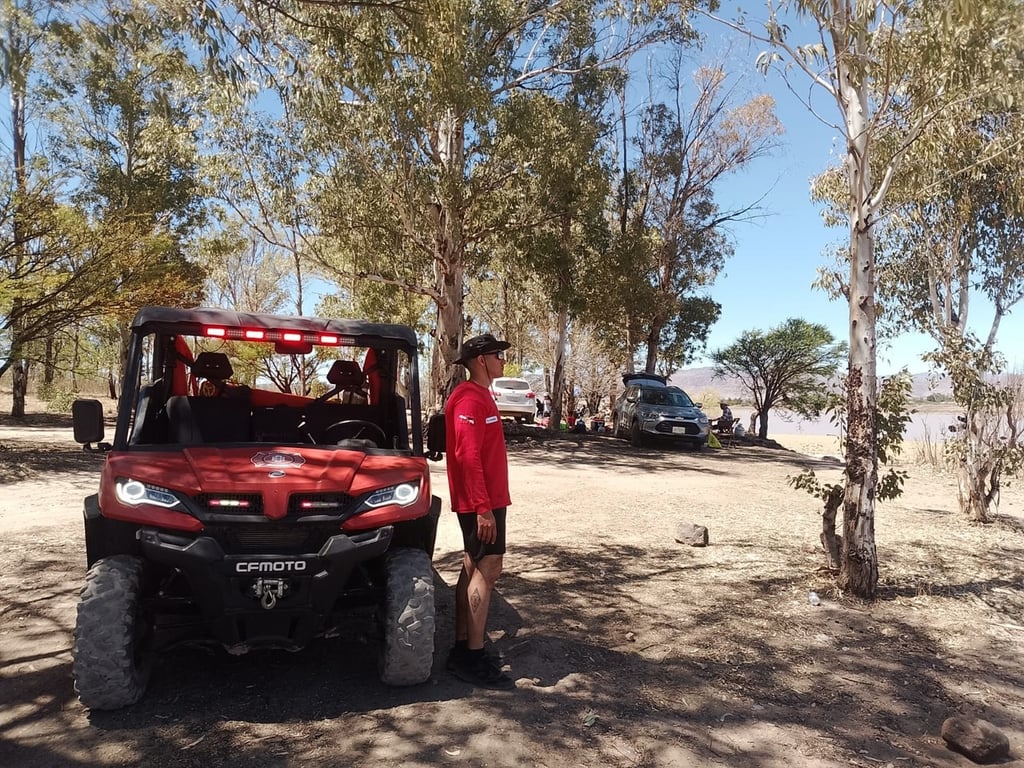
left=444, top=333, right=515, bottom=690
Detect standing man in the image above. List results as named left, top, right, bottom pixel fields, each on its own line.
left=444, top=333, right=515, bottom=690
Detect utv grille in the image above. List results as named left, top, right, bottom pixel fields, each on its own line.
left=203, top=522, right=342, bottom=556
left=193, top=493, right=264, bottom=515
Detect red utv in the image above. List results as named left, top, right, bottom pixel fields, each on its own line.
left=70, top=306, right=441, bottom=710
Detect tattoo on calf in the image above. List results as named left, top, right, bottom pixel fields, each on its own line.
left=470, top=587, right=482, bottom=612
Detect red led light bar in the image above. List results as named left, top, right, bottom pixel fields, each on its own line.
left=198, top=327, right=352, bottom=347
left=207, top=498, right=250, bottom=508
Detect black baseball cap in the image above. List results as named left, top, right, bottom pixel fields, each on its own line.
left=456, top=333, right=511, bottom=365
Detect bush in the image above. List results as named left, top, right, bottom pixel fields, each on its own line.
left=695, top=388, right=724, bottom=412
left=38, top=383, right=80, bottom=414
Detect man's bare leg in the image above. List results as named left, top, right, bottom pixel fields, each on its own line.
left=454, top=554, right=503, bottom=646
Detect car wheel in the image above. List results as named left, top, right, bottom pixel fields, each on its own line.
left=629, top=419, right=644, bottom=448
left=378, top=548, right=435, bottom=686
left=525, top=413, right=535, bottom=425
left=73, top=555, right=152, bottom=710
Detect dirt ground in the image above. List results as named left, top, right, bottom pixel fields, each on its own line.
left=1, top=396, right=1023, bottom=768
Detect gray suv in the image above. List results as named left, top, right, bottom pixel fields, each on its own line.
left=613, top=375, right=709, bottom=449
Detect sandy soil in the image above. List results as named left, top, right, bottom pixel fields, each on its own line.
left=1, top=400, right=1023, bottom=768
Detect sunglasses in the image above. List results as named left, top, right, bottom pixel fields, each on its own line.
left=488, top=350, right=506, bottom=361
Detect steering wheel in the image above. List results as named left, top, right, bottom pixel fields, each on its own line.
left=322, top=419, right=387, bottom=446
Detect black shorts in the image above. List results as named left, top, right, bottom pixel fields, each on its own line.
left=457, top=508, right=507, bottom=561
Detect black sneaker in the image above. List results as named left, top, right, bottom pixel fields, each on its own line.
left=445, top=645, right=466, bottom=673
left=448, top=649, right=515, bottom=690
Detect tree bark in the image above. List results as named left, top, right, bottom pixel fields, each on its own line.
left=837, top=35, right=880, bottom=599
left=9, top=29, right=29, bottom=419
left=957, top=421, right=999, bottom=522
left=757, top=409, right=769, bottom=440
left=430, top=107, right=467, bottom=409
left=550, top=304, right=569, bottom=431
left=820, top=485, right=843, bottom=571
left=10, top=358, right=27, bottom=418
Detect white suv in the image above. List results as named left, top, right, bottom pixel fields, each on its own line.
left=490, top=377, right=538, bottom=423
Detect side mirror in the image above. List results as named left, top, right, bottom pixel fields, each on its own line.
left=425, top=412, right=446, bottom=460
left=625, top=395, right=637, bottom=403
left=695, top=402, right=703, bottom=409
left=72, top=399, right=106, bottom=448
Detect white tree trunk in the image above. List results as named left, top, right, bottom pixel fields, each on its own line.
left=836, top=45, right=880, bottom=599
left=432, top=108, right=468, bottom=409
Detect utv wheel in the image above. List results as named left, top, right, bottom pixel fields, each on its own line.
left=379, top=548, right=435, bottom=686
left=72, top=555, right=151, bottom=710
left=629, top=420, right=644, bottom=448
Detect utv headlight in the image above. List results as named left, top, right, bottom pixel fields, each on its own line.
left=360, top=483, right=420, bottom=510
left=115, top=478, right=182, bottom=509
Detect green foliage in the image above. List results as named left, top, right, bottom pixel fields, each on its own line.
left=612, top=60, right=782, bottom=373
left=37, top=381, right=78, bottom=413
left=789, top=371, right=913, bottom=506
left=2, top=0, right=207, bottom=402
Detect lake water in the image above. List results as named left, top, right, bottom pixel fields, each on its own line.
left=728, top=406, right=960, bottom=442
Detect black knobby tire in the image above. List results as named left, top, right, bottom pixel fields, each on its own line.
left=378, top=548, right=435, bottom=686
left=630, top=419, right=644, bottom=448
left=72, top=555, right=152, bottom=710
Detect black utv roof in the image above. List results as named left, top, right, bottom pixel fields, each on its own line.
left=131, top=306, right=419, bottom=350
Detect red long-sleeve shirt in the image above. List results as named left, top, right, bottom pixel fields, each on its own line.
left=445, top=381, right=511, bottom=515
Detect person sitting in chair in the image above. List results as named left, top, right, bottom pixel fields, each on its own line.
left=714, top=401, right=733, bottom=433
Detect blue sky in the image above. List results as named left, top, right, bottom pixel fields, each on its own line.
left=675, top=18, right=1024, bottom=377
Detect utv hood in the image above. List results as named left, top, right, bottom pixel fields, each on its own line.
left=101, top=446, right=426, bottom=521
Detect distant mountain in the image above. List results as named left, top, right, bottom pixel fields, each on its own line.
left=669, top=367, right=953, bottom=401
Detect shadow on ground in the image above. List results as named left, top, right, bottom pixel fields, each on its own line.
left=2, top=534, right=1022, bottom=767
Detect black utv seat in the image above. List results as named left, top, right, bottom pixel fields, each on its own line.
left=167, top=352, right=251, bottom=443
left=167, top=396, right=251, bottom=443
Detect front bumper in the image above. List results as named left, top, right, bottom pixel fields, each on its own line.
left=139, top=526, right=393, bottom=652
left=641, top=416, right=709, bottom=442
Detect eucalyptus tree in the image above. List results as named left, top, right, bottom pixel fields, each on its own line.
left=502, top=65, right=615, bottom=429
left=626, top=58, right=782, bottom=374
left=0, top=0, right=69, bottom=415
left=222, top=1, right=703, bottom=407
left=202, top=84, right=318, bottom=317
left=198, top=220, right=292, bottom=314
left=874, top=108, right=1024, bottom=522
left=706, top=0, right=1020, bottom=597
left=1, top=0, right=149, bottom=412
left=36, top=1, right=207, bottom=396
